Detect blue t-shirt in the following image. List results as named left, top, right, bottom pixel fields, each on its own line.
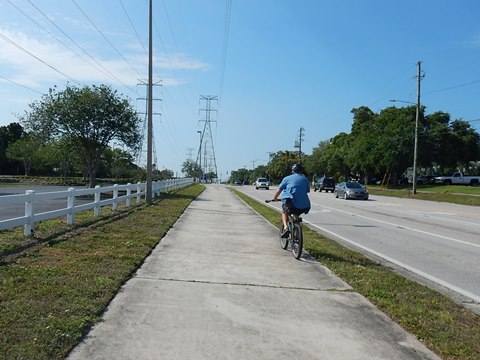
left=279, top=173, right=311, bottom=209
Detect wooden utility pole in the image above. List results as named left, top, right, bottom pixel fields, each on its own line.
left=412, top=61, right=422, bottom=195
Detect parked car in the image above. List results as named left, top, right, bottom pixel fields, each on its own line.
left=434, top=172, right=480, bottom=186
left=416, top=175, right=435, bottom=185
left=234, top=180, right=242, bottom=185
left=314, top=177, right=335, bottom=192
left=254, top=177, right=270, bottom=190
left=334, top=182, right=369, bottom=200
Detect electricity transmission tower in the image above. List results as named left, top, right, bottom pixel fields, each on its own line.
left=196, top=95, right=218, bottom=182
left=136, top=81, right=161, bottom=169
left=294, top=126, right=305, bottom=163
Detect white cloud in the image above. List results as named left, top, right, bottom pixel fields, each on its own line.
left=461, top=34, right=480, bottom=48
left=0, top=28, right=209, bottom=92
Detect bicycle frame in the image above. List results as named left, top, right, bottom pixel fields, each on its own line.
left=265, top=199, right=304, bottom=259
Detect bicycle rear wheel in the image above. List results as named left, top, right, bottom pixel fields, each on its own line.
left=279, top=224, right=289, bottom=250
left=291, top=223, right=303, bottom=259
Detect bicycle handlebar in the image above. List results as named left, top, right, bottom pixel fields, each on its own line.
left=265, top=199, right=280, bottom=203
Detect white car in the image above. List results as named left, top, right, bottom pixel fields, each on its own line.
left=255, top=177, right=270, bottom=190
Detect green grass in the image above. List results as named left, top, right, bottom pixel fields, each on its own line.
left=233, top=189, right=480, bottom=360
left=0, top=184, right=205, bottom=360
left=367, top=185, right=480, bottom=206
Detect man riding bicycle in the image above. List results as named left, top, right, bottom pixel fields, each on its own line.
left=272, top=163, right=311, bottom=238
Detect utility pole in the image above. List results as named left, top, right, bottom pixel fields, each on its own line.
left=294, top=127, right=305, bottom=163
left=413, top=61, right=423, bottom=195
left=267, top=152, right=274, bottom=164
left=136, top=81, right=161, bottom=170
left=196, top=95, right=218, bottom=182
left=146, top=0, right=153, bottom=205
left=197, top=130, right=202, bottom=181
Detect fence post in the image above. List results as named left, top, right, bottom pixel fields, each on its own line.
left=24, top=190, right=35, bottom=236
left=126, top=183, right=131, bottom=207
left=94, top=185, right=101, bottom=217
left=67, top=187, right=75, bottom=225
left=112, top=184, right=118, bottom=211
left=136, top=182, right=142, bottom=203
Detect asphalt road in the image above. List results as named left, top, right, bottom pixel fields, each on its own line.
left=235, top=185, right=480, bottom=313
left=0, top=185, right=88, bottom=221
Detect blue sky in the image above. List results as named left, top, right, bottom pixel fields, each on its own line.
left=1, top=1, right=479, bottom=179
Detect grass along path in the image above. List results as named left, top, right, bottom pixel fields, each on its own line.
left=367, top=185, right=480, bottom=206
left=233, top=189, right=480, bottom=360
left=0, top=184, right=205, bottom=360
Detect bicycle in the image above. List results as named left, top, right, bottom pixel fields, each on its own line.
left=265, top=199, right=304, bottom=259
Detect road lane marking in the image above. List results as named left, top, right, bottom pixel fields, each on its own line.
left=319, top=204, right=480, bottom=249
left=259, top=193, right=480, bottom=303
left=304, top=219, right=480, bottom=304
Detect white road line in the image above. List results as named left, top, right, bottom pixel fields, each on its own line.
left=305, top=219, right=480, bottom=304
left=261, top=194, right=480, bottom=303
left=319, top=204, right=480, bottom=249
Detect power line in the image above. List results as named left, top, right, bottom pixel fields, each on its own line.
left=425, top=79, right=480, bottom=95
left=26, top=0, right=136, bottom=95
left=218, top=0, right=232, bottom=103
left=71, top=0, right=145, bottom=80
left=118, top=0, right=148, bottom=55
left=0, top=31, right=83, bottom=86
left=152, top=4, right=195, bottom=106
left=0, top=74, right=43, bottom=95
left=9, top=0, right=122, bottom=90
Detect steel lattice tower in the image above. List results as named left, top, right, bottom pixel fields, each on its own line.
left=196, top=95, right=218, bottom=182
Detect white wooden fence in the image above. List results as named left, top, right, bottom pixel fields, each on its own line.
left=0, top=178, right=194, bottom=236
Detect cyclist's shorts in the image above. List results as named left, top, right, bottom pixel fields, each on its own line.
left=282, top=198, right=309, bottom=215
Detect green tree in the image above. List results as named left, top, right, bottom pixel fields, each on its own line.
left=422, top=111, right=451, bottom=171
left=345, top=107, right=378, bottom=183
left=0, top=122, right=25, bottom=174
left=305, top=140, right=330, bottom=180
left=155, top=168, right=174, bottom=180
left=449, top=120, right=480, bottom=171
left=229, top=168, right=250, bottom=184
left=320, top=133, right=351, bottom=180
left=181, top=159, right=201, bottom=178
left=20, top=84, right=141, bottom=187
left=38, top=137, right=82, bottom=179
left=265, top=151, right=300, bottom=183
left=374, top=106, right=420, bottom=182
left=102, top=147, right=138, bottom=179
left=6, top=136, right=42, bottom=176
left=250, top=164, right=268, bottom=183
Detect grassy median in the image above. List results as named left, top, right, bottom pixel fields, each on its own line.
left=234, top=189, right=480, bottom=360
left=367, top=185, right=480, bottom=207
left=0, top=184, right=205, bottom=360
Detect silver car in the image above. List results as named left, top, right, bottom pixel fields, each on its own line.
left=255, top=177, right=270, bottom=190
left=334, top=182, right=369, bottom=200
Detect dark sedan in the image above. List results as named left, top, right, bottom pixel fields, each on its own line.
left=334, top=182, right=369, bottom=200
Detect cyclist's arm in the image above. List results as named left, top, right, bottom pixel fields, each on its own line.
left=272, top=188, right=282, bottom=201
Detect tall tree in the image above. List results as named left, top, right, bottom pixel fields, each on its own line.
left=6, top=136, right=42, bottom=176
left=449, top=120, right=480, bottom=171
left=181, top=159, right=201, bottom=178
left=20, top=84, right=141, bottom=187
left=320, top=133, right=351, bottom=180
left=265, top=150, right=299, bottom=183
left=305, top=140, right=330, bottom=179
left=347, top=107, right=378, bottom=182
left=0, top=122, right=25, bottom=174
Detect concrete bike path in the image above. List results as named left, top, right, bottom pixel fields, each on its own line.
left=68, top=184, right=440, bottom=360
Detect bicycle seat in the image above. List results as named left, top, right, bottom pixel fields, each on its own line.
left=290, top=213, right=302, bottom=222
